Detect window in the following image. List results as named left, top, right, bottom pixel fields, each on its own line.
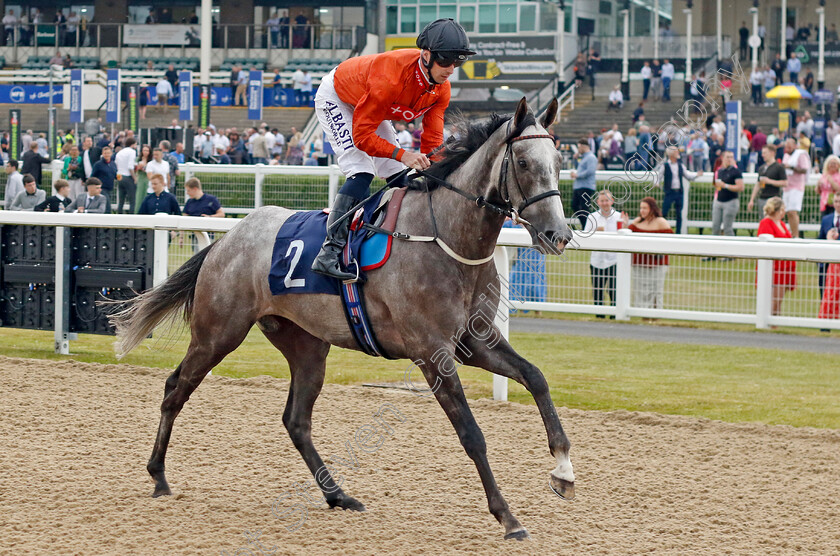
left=438, top=4, right=456, bottom=20
left=498, top=4, right=516, bottom=33
left=459, top=5, right=476, bottom=32
left=540, top=2, right=557, bottom=32
left=419, top=5, right=436, bottom=29
left=400, top=5, right=416, bottom=34
left=386, top=5, right=398, bottom=34
left=478, top=4, right=496, bottom=33
left=519, top=3, right=536, bottom=32
left=599, top=1, right=612, bottom=16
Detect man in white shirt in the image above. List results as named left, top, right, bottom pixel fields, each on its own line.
left=65, top=11, right=80, bottom=45
left=145, top=148, right=171, bottom=192
left=2, top=10, right=17, bottom=46
left=155, top=78, right=173, bottom=112
left=81, top=135, right=94, bottom=178
left=4, top=159, right=24, bottom=208
left=583, top=190, right=622, bottom=317
left=209, top=126, right=229, bottom=153
left=114, top=138, right=138, bottom=214
left=395, top=122, right=413, bottom=151
left=640, top=61, right=652, bottom=100
left=292, top=68, right=305, bottom=105
left=661, top=59, right=675, bottom=102
left=607, top=85, right=623, bottom=111
left=264, top=126, right=276, bottom=152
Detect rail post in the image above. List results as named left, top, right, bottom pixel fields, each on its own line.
left=492, top=246, right=509, bottom=401
left=755, top=234, right=773, bottom=329
left=54, top=226, right=71, bottom=354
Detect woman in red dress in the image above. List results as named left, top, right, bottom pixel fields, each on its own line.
left=818, top=226, right=840, bottom=320
left=757, top=196, right=796, bottom=316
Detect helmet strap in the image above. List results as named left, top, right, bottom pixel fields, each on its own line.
left=421, top=51, right=439, bottom=85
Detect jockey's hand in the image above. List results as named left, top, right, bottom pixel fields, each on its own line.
left=402, top=151, right=431, bottom=171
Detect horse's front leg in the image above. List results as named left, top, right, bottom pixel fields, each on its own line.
left=417, top=356, right=529, bottom=540
left=457, top=332, right=575, bottom=500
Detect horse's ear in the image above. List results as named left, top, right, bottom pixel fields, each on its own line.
left=539, top=98, right=559, bottom=129
left=513, top=97, right=529, bottom=128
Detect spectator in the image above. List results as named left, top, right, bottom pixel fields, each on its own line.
left=2, top=9, right=16, bottom=46
left=21, top=142, right=50, bottom=187
left=4, top=159, right=24, bottom=209
left=738, top=22, right=749, bottom=60
left=750, top=67, right=763, bottom=105
left=301, top=70, right=313, bottom=105
left=570, top=137, right=597, bottom=228
left=802, top=67, right=814, bottom=101
left=183, top=178, right=223, bottom=217
left=138, top=173, right=181, bottom=215
left=173, top=142, right=186, bottom=164
left=661, top=59, right=675, bottom=102
left=48, top=50, right=63, bottom=68
left=266, top=12, right=280, bottom=48
left=285, top=127, right=304, bottom=165
left=159, top=141, right=181, bottom=195
left=818, top=225, right=840, bottom=321
left=817, top=156, right=840, bottom=217
left=134, top=144, right=153, bottom=210
left=771, top=53, right=785, bottom=86
left=624, top=128, right=639, bottom=167
left=294, top=12, right=310, bottom=48
left=411, top=122, right=422, bottom=152
left=650, top=59, right=662, bottom=100
left=54, top=10, right=66, bottom=47
left=623, top=197, right=673, bottom=310
left=80, top=136, right=98, bottom=179
left=63, top=53, right=73, bottom=69
left=292, top=67, right=305, bottom=105
left=762, top=65, right=776, bottom=106
left=215, top=146, right=231, bottom=164
left=114, top=137, right=138, bottom=214
left=757, top=197, right=796, bottom=319
left=607, top=85, right=623, bottom=112
left=272, top=68, right=282, bottom=106
left=818, top=195, right=840, bottom=298
left=21, top=129, right=32, bottom=153
left=279, top=10, right=290, bottom=48
left=586, top=49, right=600, bottom=92
left=18, top=11, right=30, bottom=46
left=640, top=61, right=652, bottom=100
left=61, top=144, right=85, bottom=200
left=395, top=123, right=412, bottom=151
left=235, top=66, right=248, bottom=107
left=155, top=77, right=173, bottom=112
left=583, top=190, right=622, bottom=317
left=688, top=133, right=708, bottom=172
left=65, top=178, right=108, bottom=213
left=10, top=174, right=45, bottom=211
left=748, top=144, right=788, bottom=219
left=138, top=81, right=150, bottom=119
left=145, top=148, right=171, bottom=192
left=827, top=23, right=839, bottom=42
left=34, top=179, right=72, bottom=212
left=90, top=145, right=117, bottom=205
left=632, top=101, right=645, bottom=124
left=165, top=64, right=178, bottom=105
left=787, top=53, right=801, bottom=84
left=229, top=65, right=239, bottom=103
left=710, top=150, right=744, bottom=244
left=782, top=136, right=810, bottom=238
left=573, top=54, right=586, bottom=88
left=657, top=146, right=701, bottom=233
left=66, top=11, right=80, bottom=46
left=251, top=128, right=269, bottom=164
left=198, top=131, right=215, bottom=162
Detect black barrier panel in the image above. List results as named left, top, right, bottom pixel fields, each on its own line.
left=0, top=225, right=155, bottom=336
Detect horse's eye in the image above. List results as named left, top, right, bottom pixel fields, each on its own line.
left=518, top=159, right=527, bottom=169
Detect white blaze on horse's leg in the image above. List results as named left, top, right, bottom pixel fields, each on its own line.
left=551, top=452, right=575, bottom=483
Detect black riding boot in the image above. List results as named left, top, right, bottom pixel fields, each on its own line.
left=311, top=193, right=359, bottom=281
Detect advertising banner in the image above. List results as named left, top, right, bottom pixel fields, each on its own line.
left=9, top=109, right=20, bottom=161
left=69, top=69, right=83, bottom=124
left=127, top=85, right=139, bottom=138
left=179, top=71, right=192, bottom=122
left=199, top=85, right=211, bottom=128
left=106, top=69, right=121, bottom=123
left=248, top=70, right=263, bottom=121
left=0, top=85, right=63, bottom=104
left=725, top=101, right=742, bottom=156
left=48, top=107, right=56, bottom=159
left=123, top=24, right=196, bottom=46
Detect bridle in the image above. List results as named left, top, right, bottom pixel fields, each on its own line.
left=415, top=120, right=561, bottom=227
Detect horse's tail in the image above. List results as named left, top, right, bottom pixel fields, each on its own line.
left=110, top=241, right=217, bottom=358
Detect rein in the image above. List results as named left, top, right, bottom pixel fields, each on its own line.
left=367, top=126, right=560, bottom=265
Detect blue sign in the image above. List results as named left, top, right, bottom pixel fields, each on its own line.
left=724, top=100, right=741, bottom=156
left=179, top=71, right=192, bottom=121
left=0, top=85, right=62, bottom=104
left=814, top=89, right=835, bottom=104
left=814, top=118, right=826, bottom=149
left=106, top=69, right=120, bottom=123
left=248, top=70, right=263, bottom=120
left=69, top=69, right=83, bottom=124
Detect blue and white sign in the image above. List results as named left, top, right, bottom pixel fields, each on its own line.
left=724, top=100, right=741, bottom=156
left=0, top=85, right=62, bottom=104
left=179, top=71, right=192, bottom=121
left=69, top=69, right=83, bottom=124
left=814, top=118, right=826, bottom=149
left=248, top=70, right=263, bottom=121
left=106, top=69, right=120, bottom=123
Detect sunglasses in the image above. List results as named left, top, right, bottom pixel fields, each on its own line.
left=435, top=55, right=465, bottom=68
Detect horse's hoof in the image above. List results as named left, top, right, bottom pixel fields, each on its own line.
left=329, top=496, right=366, bottom=512
left=504, top=528, right=530, bottom=541
left=152, top=484, right=172, bottom=498
left=550, top=475, right=575, bottom=501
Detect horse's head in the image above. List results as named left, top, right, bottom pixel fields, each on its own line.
left=494, top=97, right=572, bottom=255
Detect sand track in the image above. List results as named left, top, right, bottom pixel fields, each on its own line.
left=1, top=355, right=839, bottom=555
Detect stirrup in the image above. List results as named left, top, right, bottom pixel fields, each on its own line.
left=341, top=259, right=362, bottom=285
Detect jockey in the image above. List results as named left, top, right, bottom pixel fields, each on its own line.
left=311, top=18, right=475, bottom=281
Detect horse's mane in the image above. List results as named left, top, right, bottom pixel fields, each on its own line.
left=410, top=111, right=537, bottom=190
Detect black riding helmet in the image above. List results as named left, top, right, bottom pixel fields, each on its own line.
left=417, top=18, right=476, bottom=73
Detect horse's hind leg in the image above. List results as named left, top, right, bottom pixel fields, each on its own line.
left=258, top=316, right=365, bottom=511
left=147, top=314, right=253, bottom=497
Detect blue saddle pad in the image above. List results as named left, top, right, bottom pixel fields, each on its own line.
left=269, top=210, right=341, bottom=296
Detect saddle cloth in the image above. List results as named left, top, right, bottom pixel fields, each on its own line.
left=267, top=187, right=407, bottom=359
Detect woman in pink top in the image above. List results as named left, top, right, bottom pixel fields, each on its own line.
left=817, top=155, right=840, bottom=216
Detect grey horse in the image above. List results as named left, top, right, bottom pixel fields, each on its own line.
left=111, top=97, right=575, bottom=540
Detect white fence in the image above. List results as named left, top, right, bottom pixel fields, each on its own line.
left=1, top=211, right=839, bottom=400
